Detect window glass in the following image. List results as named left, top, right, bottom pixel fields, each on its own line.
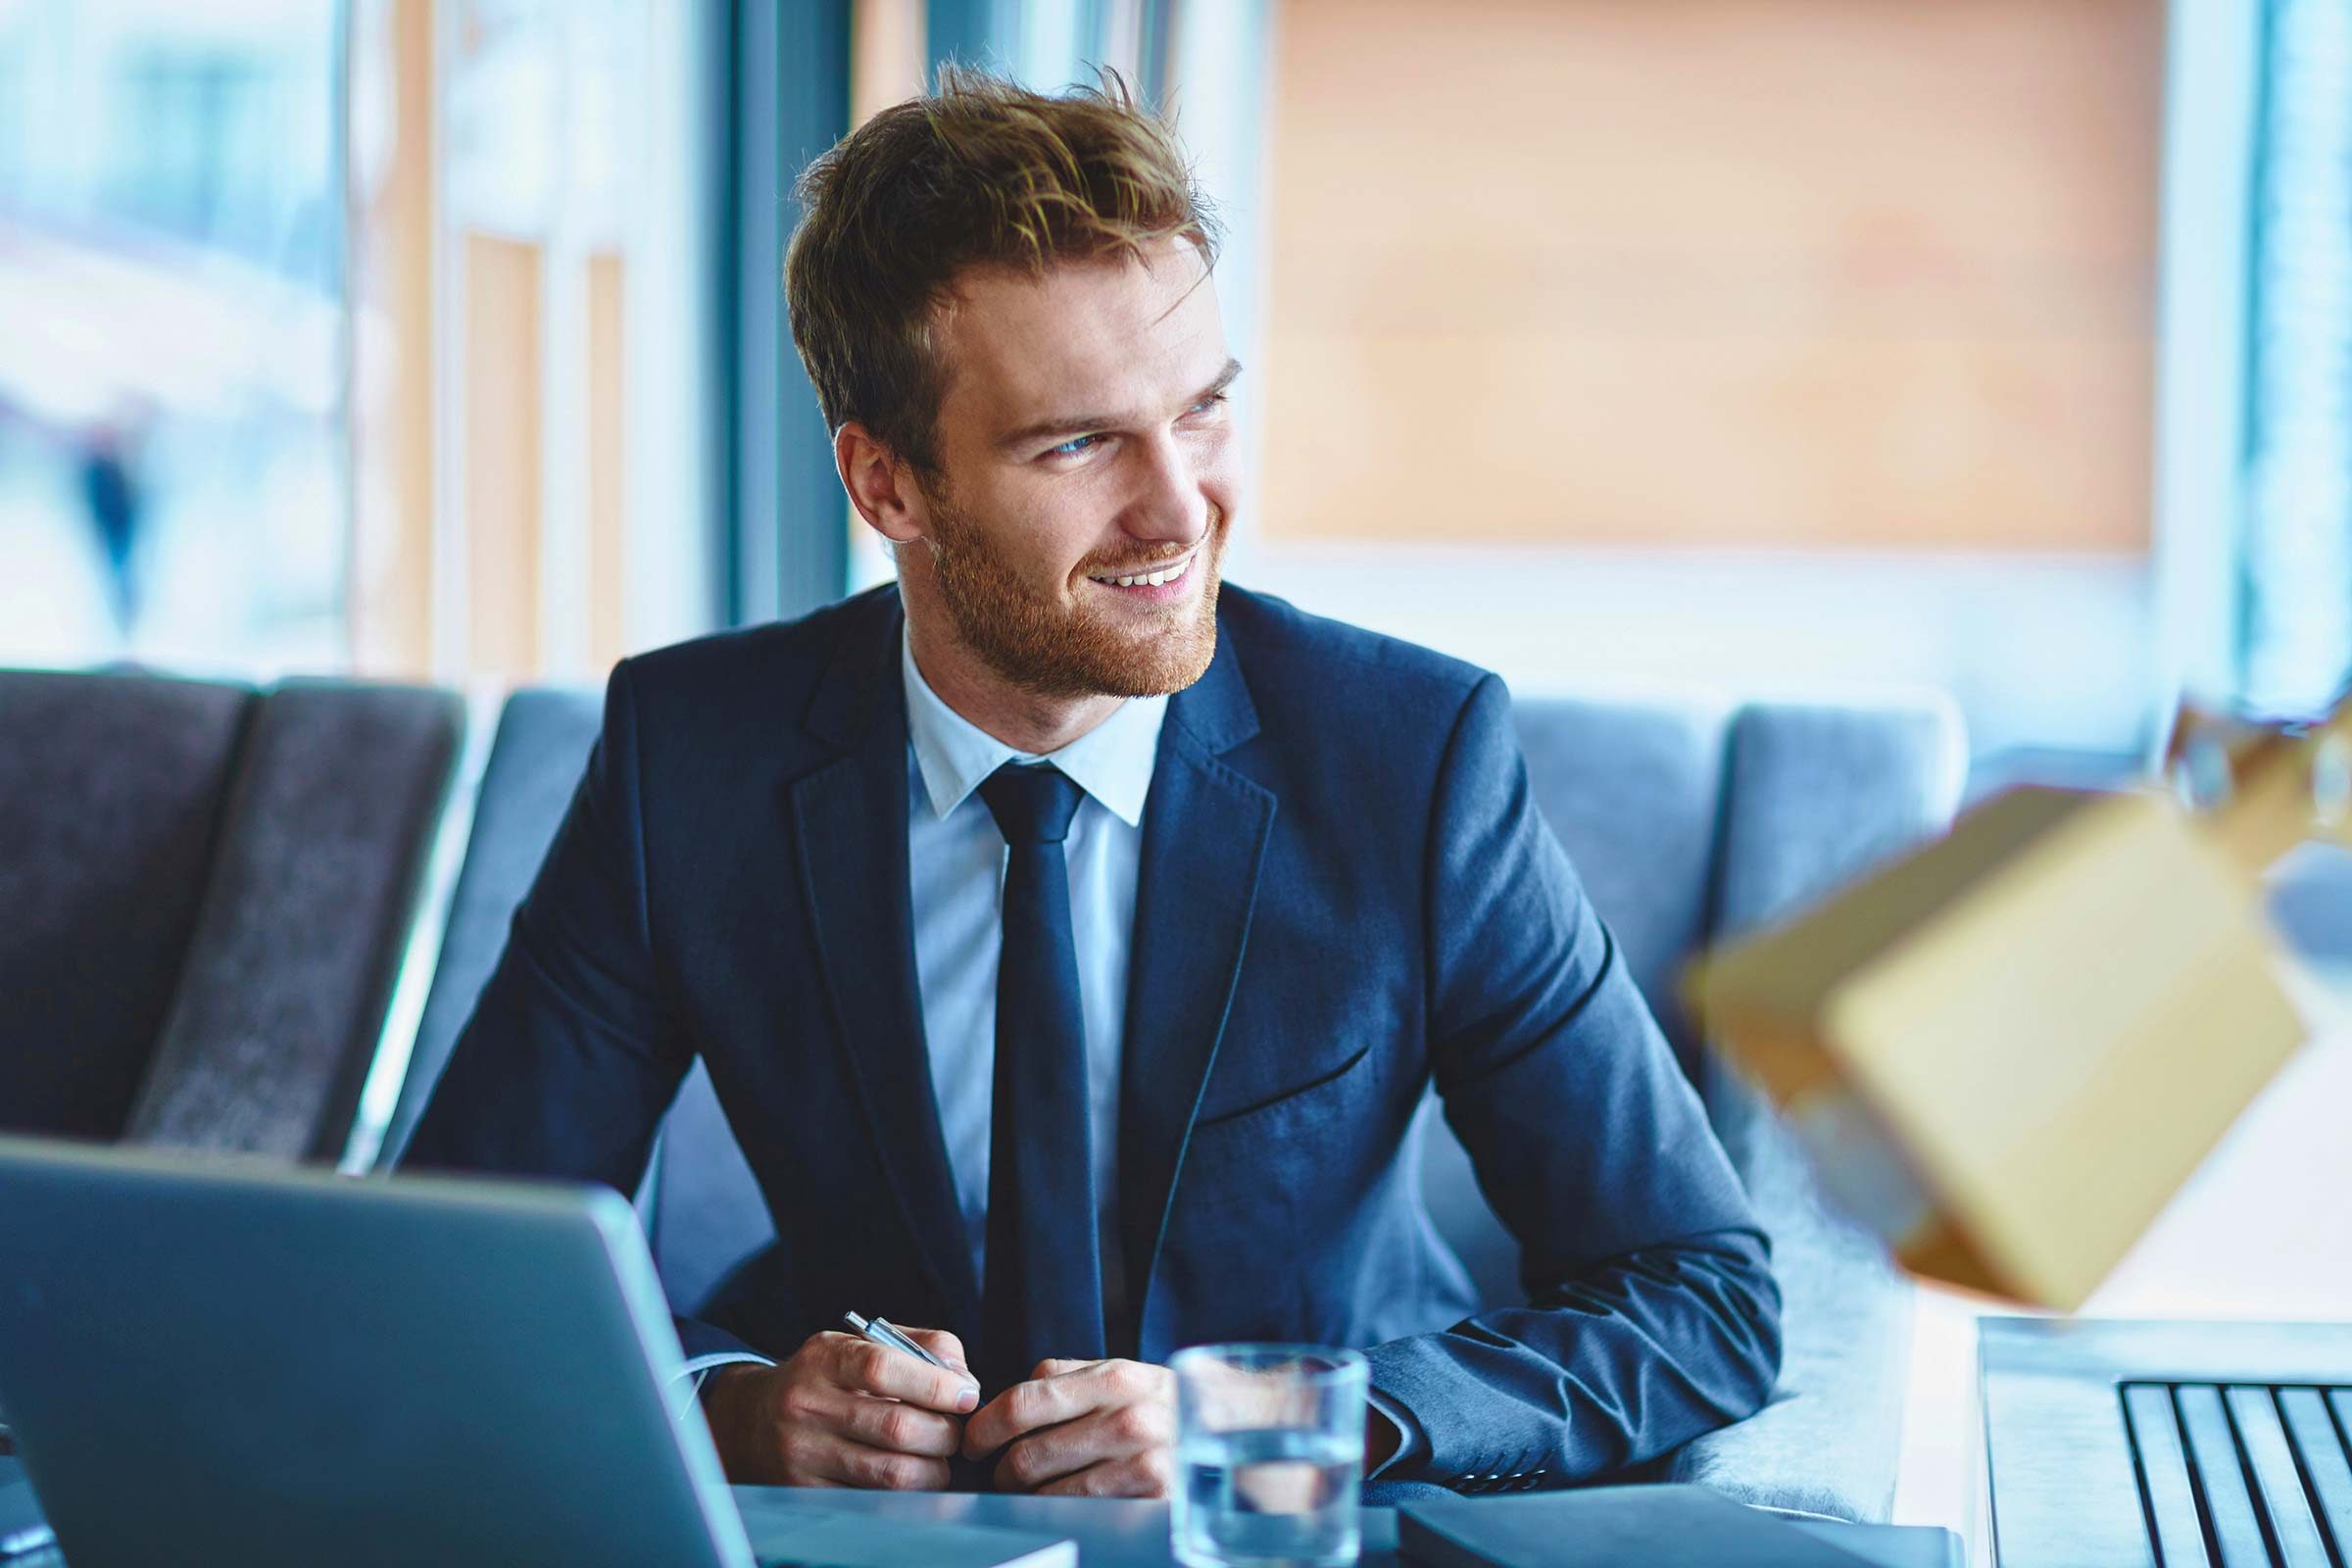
left=0, top=1, right=345, bottom=673
left=2241, top=0, right=2352, bottom=713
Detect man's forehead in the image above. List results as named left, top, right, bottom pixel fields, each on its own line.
left=936, top=243, right=1225, bottom=417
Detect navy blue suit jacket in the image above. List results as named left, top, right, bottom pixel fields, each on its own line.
left=408, top=583, right=1781, bottom=1491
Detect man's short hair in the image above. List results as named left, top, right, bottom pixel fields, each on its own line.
left=786, top=65, right=1219, bottom=474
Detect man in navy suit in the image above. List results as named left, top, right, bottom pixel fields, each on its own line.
left=408, top=69, right=1779, bottom=1498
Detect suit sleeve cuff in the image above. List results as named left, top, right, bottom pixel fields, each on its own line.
left=1365, top=1385, right=1429, bottom=1479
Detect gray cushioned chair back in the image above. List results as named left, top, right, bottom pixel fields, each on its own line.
left=127, top=680, right=463, bottom=1159
left=0, top=670, right=256, bottom=1140
left=0, top=670, right=460, bottom=1159
left=1694, top=702, right=1967, bottom=1163
left=646, top=1062, right=775, bottom=1312
left=2268, top=841, right=2352, bottom=972
left=383, top=688, right=604, bottom=1167
left=1712, top=704, right=1966, bottom=939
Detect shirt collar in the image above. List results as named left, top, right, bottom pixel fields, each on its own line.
left=901, top=622, right=1166, bottom=828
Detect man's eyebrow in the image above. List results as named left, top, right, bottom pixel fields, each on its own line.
left=995, top=358, right=1245, bottom=453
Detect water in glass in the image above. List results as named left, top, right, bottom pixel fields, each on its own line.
left=1174, top=1425, right=1362, bottom=1567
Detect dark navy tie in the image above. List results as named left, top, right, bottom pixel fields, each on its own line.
left=974, top=761, right=1104, bottom=1396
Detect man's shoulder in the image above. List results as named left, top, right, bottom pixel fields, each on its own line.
left=1218, top=584, right=1496, bottom=727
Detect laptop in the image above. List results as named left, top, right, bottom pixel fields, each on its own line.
left=0, top=1136, right=1068, bottom=1568
left=1981, top=1316, right=2352, bottom=1567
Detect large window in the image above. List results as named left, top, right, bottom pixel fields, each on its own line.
left=2241, top=0, right=2352, bottom=713
left=0, top=0, right=728, bottom=684
left=347, top=0, right=722, bottom=680
left=0, top=1, right=346, bottom=674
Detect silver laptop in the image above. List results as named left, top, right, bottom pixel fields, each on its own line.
left=0, top=1134, right=755, bottom=1568
left=1981, top=1316, right=2352, bottom=1567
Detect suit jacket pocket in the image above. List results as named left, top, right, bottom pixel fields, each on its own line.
left=1192, top=1040, right=1374, bottom=1131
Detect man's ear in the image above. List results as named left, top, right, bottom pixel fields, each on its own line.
left=837, top=422, right=928, bottom=547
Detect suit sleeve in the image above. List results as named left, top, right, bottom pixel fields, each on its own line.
left=1361, top=673, right=1783, bottom=1486
left=401, top=662, right=756, bottom=1363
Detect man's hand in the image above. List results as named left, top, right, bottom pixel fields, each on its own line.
left=701, top=1327, right=978, bottom=1490
left=963, top=1357, right=1176, bottom=1496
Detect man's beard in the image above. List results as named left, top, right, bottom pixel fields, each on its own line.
left=920, top=488, right=1225, bottom=701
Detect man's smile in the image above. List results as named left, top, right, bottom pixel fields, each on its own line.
left=1084, top=549, right=1199, bottom=601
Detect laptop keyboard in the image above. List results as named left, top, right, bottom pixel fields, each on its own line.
left=2120, top=1382, right=2352, bottom=1567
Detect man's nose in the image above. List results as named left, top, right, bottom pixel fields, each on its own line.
left=1126, top=429, right=1213, bottom=546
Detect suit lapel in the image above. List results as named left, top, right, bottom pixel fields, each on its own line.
left=1117, top=626, right=1275, bottom=1347
left=789, top=591, right=983, bottom=1334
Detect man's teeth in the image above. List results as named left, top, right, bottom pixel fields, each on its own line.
left=1091, top=559, right=1188, bottom=588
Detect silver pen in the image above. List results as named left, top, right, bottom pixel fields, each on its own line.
left=842, top=1309, right=952, bottom=1371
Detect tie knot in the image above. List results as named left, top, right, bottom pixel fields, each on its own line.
left=978, top=762, right=1086, bottom=846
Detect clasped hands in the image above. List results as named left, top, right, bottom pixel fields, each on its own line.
left=702, top=1328, right=1175, bottom=1495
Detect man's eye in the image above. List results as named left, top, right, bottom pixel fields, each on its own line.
left=1189, top=392, right=1228, bottom=416
left=1048, top=433, right=1102, bottom=459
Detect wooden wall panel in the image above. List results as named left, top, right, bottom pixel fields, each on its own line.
left=1259, top=0, right=2163, bottom=553
left=462, top=232, right=541, bottom=676
left=853, top=0, right=927, bottom=124
left=587, top=249, right=626, bottom=674
left=348, top=0, right=437, bottom=676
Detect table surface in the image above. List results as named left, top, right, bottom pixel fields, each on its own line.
left=729, top=1487, right=1961, bottom=1566
left=1, top=1458, right=1962, bottom=1567
left=735, top=1485, right=1407, bottom=1566
left=2, top=1462, right=1399, bottom=1567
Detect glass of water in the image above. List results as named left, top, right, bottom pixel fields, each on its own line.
left=1170, top=1344, right=1367, bottom=1568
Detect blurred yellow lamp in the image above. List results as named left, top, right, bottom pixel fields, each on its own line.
left=1691, top=697, right=2350, bottom=1309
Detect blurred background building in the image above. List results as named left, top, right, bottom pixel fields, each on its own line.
left=2, top=0, right=2346, bottom=788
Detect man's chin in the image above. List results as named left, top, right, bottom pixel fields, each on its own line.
left=1010, top=604, right=1218, bottom=701
left=1094, top=598, right=1220, bottom=698
left=1097, top=636, right=1217, bottom=699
